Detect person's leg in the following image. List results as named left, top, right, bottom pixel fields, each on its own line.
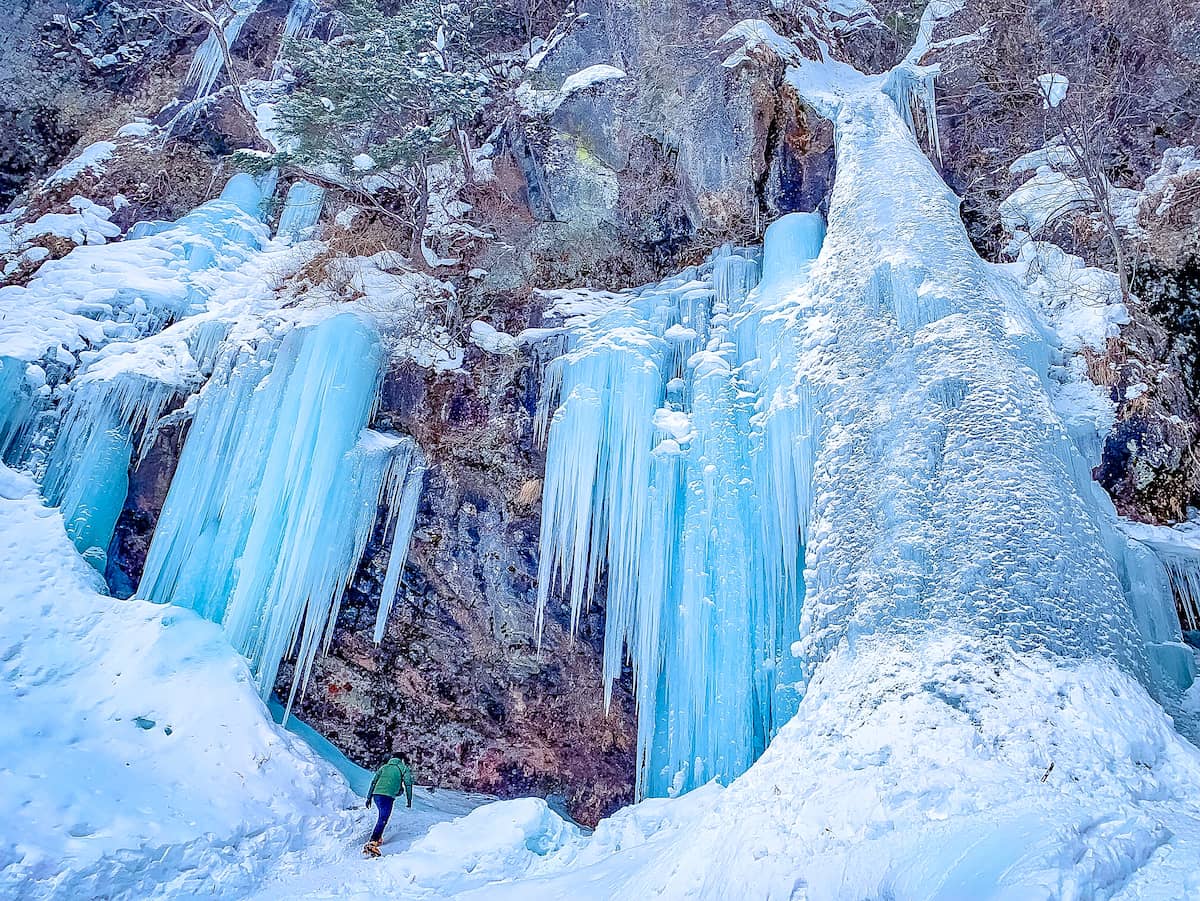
left=370, top=794, right=395, bottom=843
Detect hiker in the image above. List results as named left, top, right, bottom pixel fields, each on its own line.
left=363, top=752, right=415, bottom=856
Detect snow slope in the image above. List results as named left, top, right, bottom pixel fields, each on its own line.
left=0, top=463, right=362, bottom=899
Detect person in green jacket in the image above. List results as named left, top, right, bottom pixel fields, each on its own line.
left=363, top=752, right=415, bottom=855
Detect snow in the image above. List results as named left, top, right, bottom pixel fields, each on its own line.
left=0, top=196, right=121, bottom=258
left=1141, top=145, right=1200, bottom=218
left=352, top=152, right=376, bottom=171
left=43, top=141, right=116, bottom=188
left=559, top=64, right=626, bottom=96
left=1037, top=72, right=1069, bottom=108
left=115, top=120, right=156, bottom=139
left=0, top=463, right=357, bottom=899
left=469, top=320, right=519, bottom=355
left=999, top=166, right=1092, bottom=250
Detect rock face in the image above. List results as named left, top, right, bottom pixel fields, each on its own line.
left=278, top=344, right=637, bottom=826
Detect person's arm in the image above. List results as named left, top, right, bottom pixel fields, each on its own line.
left=366, top=771, right=379, bottom=807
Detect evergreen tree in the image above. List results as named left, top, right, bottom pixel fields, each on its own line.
left=269, top=0, right=489, bottom=260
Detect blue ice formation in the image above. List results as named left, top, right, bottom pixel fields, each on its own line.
left=3, top=175, right=268, bottom=569
left=0, top=173, right=426, bottom=709
left=538, top=144, right=1195, bottom=795
left=536, top=212, right=827, bottom=798
left=277, top=180, right=327, bottom=242
left=0, top=356, right=33, bottom=463
left=185, top=0, right=266, bottom=100
left=273, top=0, right=322, bottom=78
left=136, top=313, right=426, bottom=711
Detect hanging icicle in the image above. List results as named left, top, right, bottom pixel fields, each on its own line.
left=536, top=212, right=827, bottom=798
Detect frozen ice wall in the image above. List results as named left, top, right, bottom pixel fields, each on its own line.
left=0, top=172, right=428, bottom=712
left=137, top=312, right=426, bottom=711
left=0, top=175, right=268, bottom=567
left=538, top=16, right=1194, bottom=800
left=537, top=215, right=826, bottom=797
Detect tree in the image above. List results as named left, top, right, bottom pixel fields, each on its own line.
left=954, top=0, right=1194, bottom=301
left=270, top=0, right=489, bottom=263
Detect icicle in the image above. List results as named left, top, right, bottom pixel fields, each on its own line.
left=882, top=67, right=943, bottom=162
left=185, top=0, right=266, bottom=101
left=41, top=373, right=180, bottom=570
left=137, top=313, right=423, bottom=715
left=273, top=0, right=321, bottom=78
left=0, top=356, right=35, bottom=463
left=371, top=435, right=427, bottom=645
left=536, top=212, right=826, bottom=798
left=276, top=180, right=327, bottom=242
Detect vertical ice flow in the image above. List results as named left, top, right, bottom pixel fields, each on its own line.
left=137, top=313, right=425, bottom=713
left=537, top=213, right=826, bottom=797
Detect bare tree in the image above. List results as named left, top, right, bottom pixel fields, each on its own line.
left=151, top=0, right=242, bottom=96
left=953, top=0, right=1193, bottom=300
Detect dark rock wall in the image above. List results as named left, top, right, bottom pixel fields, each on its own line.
left=278, top=345, right=636, bottom=826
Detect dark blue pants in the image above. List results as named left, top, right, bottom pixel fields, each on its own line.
left=370, top=794, right=395, bottom=842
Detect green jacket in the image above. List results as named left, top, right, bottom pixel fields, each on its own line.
left=368, top=758, right=414, bottom=804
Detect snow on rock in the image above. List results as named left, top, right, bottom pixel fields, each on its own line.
left=559, top=64, right=626, bottom=96
left=0, top=196, right=122, bottom=264
left=1008, top=137, right=1077, bottom=175
left=1037, top=72, right=1069, bottom=108
left=1012, top=240, right=1127, bottom=354
left=115, top=120, right=156, bottom=139
left=43, top=141, right=117, bottom=188
left=999, top=166, right=1092, bottom=250
left=0, top=176, right=267, bottom=365
left=1141, top=145, right=1200, bottom=219
left=470, top=320, right=519, bottom=355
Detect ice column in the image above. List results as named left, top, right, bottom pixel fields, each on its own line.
left=185, top=0, right=266, bottom=100
left=276, top=180, right=327, bottom=242
left=537, top=213, right=825, bottom=797
left=42, top=374, right=179, bottom=570
left=137, top=313, right=425, bottom=712
left=0, top=356, right=34, bottom=463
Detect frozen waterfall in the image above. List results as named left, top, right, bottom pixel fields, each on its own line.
left=537, top=215, right=827, bottom=797
left=536, top=21, right=1195, bottom=803
left=0, top=173, right=427, bottom=713
left=137, top=313, right=425, bottom=711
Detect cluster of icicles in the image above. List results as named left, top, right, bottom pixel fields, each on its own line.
left=0, top=174, right=425, bottom=716
left=535, top=214, right=829, bottom=797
